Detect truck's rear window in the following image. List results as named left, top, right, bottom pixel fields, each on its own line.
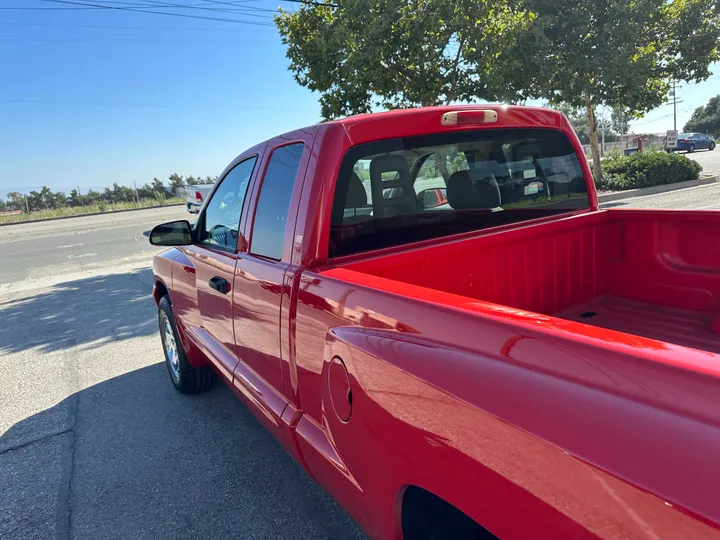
left=329, top=128, right=590, bottom=258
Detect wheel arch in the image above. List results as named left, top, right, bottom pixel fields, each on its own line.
left=395, top=484, right=497, bottom=540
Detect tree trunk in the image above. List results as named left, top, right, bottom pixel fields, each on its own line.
left=436, top=149, right=451, bottom=182
left=584, top=92, right=602, bottom=185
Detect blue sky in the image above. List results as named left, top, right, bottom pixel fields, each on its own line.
left=0, top=0, right=718, bottom=196
left=0, top=0, right=321, bottom=195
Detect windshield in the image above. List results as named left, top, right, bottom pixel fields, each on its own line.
left=329, top=128, right=589, bottom=257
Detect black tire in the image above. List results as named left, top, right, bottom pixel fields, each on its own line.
left=158, top=295, right=214, bottom=394
left=688, top=143, right=696, bottom=153
left=711, top=142, right=716, bottom=151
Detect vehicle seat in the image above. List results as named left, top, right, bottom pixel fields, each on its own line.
left=511, top=143, right=549, bottom=196
left=330, top=173, right=373, bottom=256
left=332, top=173, right=370, bottom=225
left=447, top=170, right=501, bottom=209
left=369, top=155, right=418, bottom=218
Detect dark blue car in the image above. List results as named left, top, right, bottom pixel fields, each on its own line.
left=670, top=133, right=716, bottom=153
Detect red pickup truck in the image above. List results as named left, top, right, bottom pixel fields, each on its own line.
left=149, top=105, right=720, bottom=540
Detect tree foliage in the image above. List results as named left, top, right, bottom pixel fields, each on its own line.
left=552, top=104, right=618, bottom=144
left=276, top=0, right=720, bottom=182
left=502, top=0, right=719, bottom=181
left=684, top=94, right=720, bottom=136
left=611, top=107, right=632, bottom=135
left=1, top=172, right=215, bottom=214
left=275, top=0, right=536, bottom=119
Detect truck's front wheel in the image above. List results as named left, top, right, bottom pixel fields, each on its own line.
left=158, top=296, right=214, bottom=394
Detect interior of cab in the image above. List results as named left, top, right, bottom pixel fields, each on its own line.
left=329, top=128, right=590, bottom=258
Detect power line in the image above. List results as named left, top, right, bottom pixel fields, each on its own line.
left=197, top=0, right=280, bottom=14
left=0, top=35, right=276, bottom=44
left=0, top=98, right=313, bottom=111
left=40, top=0, right=275, bottom=25
left=0, top=21, right=274, bottom=32
left=89, top=0, right=276, bottom=18
left=0, top=5, right=98, bottom=9
left=278, top=0, right=338, bottom=7
left=45, top=0, right=278, bottom=16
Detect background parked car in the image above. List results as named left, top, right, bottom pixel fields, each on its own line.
left=668, top=133, right=716, bottom=152
left=183, top=184, right=213, bottom=213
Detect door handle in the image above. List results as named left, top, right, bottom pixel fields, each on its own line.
left=209, top=276, right=230, bottom=295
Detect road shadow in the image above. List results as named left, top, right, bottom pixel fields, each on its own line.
left=0, top=362, right=364, bottom=540
left=0, top=268, right=157, bottom=355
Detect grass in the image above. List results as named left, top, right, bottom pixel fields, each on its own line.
left=0, top=197, right=185, bottom=225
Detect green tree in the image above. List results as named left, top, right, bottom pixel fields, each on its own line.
left=684, top=94, right=720, bottom=136
left=6, top=192, right=27, bottom=212
left=151, top=177, right=167, bottom=196
left=53, top=191, right=68, bottom=209
left=554, top=104, right=591, bottom=144
left=85, top=190, right=102, bottom=204
left=168, top=173, right=185, bottom=197
left=611, top=107, right=632, bottom=136
left=275, top=0, right=535, bottom=120
left=68, top=189, right=83, bottom=207
left=510, top=0, right=720, bottom=181
left=36, top=186, right=60, bottom=209
left=138, top=183, right=155, bottom=200
left=110, top=183, right=134, bottom=203
left=26, top=190, right=42, bottom=212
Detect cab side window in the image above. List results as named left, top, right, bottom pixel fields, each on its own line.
left=250, top=143, right=305, bottom=261
left=200, top=157, right=256, bottom=249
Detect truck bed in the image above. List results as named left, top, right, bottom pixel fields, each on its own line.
left=340, top=209, right=720, bottom=355
left=557, top=296, right=720, bottom=354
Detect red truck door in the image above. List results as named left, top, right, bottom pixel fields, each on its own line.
left=183, top=156, right=258, bottom=380
left=232, top=140, right=311, bottom=426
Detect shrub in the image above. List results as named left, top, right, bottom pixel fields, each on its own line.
left=598, top=151, right=703, bottom=190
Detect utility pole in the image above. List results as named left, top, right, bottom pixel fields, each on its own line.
left=77, top=185, right=86, bottom=211
left=133, top=180, right=140, bottom=203
left=672, top=81, right=677, bottom=131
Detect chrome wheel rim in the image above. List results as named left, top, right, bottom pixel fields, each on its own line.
left=162, top=314, right=180, bottom=378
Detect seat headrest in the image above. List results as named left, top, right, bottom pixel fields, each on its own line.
left=346, top=173, right=367, bottom=207
left=331, top=172, right=368, bottom=225
left=369, top=154, right=409, bottom=183
left=447, top=170, right=501, bottom=209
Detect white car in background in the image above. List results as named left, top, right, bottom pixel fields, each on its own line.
left=183, top=184, right=213, bottom=214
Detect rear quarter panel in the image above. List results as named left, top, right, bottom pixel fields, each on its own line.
left=293, top=270, right=720, bottom=540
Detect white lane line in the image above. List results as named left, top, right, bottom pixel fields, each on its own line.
left=57, top=243, right=84, bottom=249
left=67, top=252, right=98, bottom=260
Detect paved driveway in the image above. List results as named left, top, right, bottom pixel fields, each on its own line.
left=0, top=207, right=364, bottom=540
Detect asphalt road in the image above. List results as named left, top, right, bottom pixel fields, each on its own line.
left=1, top=180, right=719, bottom=540
left=601, top=180, right=720, bottom=210
left=0, top=207, right=364, bottom=540
left=685, top=147, right=720, bottom=177
left=0, top=205, right=190, bottom=287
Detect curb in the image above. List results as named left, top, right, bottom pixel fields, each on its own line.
left=598, top=176, right=719, bottom=203
left=0, top=203, right=184, bottom=227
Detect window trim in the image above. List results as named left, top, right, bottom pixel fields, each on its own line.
left=246, top=141, right=306, bottom=263
left=196, top=154, right=258, bottom=254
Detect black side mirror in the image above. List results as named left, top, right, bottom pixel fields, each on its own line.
left=149, top=220, right=193, bottom=246
left=417, top=187, right=448, bottom=209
